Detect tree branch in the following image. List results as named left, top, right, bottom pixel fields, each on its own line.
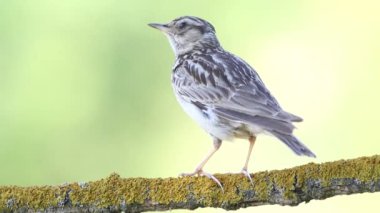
left=1, top=155, right=379, bottom=212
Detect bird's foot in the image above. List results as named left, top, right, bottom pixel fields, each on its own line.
left=241, top=168, right=254, bottom=186
left=179, top=169, right=224, bottom=191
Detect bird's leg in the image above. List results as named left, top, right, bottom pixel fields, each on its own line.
left=180, top=138, right=223, bottom=190
left=241, top=136, right=256, bottom=185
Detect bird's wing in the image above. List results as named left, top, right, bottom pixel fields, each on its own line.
left=172, top=55, right=233, bottom=106
left=172, top=52, right=302, bottom=124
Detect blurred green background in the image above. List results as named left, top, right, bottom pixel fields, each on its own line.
left=1, top=0, right=379, bottom=212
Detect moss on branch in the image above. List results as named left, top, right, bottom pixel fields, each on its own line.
left=1, top=155, right=380, bottom=212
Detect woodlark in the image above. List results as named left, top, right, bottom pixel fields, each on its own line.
left=149, top=16, right=316, bottom=189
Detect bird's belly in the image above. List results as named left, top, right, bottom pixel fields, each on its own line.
left=175, top=96, right=235, bottom=140
left=174, top=95, right=267, bottom=140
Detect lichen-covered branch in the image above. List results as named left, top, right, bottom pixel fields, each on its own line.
left=1, top=155, right=380, bottom=212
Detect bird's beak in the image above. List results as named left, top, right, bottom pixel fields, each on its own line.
left=148, top=23, right=170, bottom=33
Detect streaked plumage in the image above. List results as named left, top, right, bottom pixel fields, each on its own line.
left=149, top=16, right=315, bottom=188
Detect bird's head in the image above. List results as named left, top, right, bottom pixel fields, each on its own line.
left=149, top=16, right=220, bottom=56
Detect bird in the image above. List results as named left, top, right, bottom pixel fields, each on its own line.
left=148, top=16, right=316, bottom=189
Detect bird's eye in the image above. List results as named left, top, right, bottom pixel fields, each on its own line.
left=178, top=22, right=187, bottom=30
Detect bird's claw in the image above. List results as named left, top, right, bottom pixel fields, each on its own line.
left=241, top=168, right=254, bottom=186
left=179, top=169, right=224, bottom=192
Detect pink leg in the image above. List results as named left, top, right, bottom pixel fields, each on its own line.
left=180, top=138, right=223, bottom=190
left=241, top=136, right=256, bottom=185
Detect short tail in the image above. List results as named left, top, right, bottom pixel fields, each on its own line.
left=270, top=131, right=316, bottom=158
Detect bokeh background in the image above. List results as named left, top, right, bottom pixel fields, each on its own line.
left=1, top=0, right=379, bottom=212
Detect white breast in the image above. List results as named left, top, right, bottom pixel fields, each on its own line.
left=174, top=94, right=236, bottom=140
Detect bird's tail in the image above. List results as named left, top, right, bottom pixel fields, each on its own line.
left=270, top=131, right=316, bottom=158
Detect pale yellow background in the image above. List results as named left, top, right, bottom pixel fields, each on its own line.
left=0, top=0, right=379, bottom=212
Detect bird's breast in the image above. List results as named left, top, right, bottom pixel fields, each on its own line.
left=174, top=94, right=235, bottom=140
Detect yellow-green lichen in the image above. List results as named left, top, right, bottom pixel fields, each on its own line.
left=293, top=155, right=380, bottom=189
left=0, top=155, right=379, bottom=211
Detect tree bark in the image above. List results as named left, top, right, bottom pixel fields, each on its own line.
left=1, top=155, right=379, bottom=213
